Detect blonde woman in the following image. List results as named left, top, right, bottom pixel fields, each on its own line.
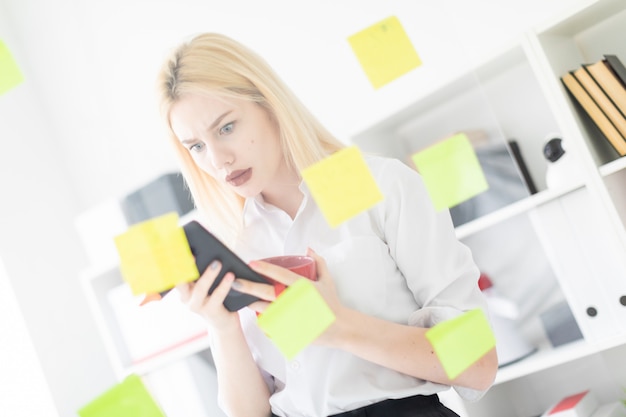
left=158, top=33, right=497, bottom=417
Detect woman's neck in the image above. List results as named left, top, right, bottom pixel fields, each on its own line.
left=261, top=169, right=303, bottom=220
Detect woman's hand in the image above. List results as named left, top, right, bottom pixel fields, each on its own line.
left=176, top=260, right=240, bottom=332
left=233, top=248, right=348, bottom=345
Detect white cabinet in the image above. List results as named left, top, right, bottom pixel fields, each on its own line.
left=81, top=263, right=227, bottom=417
left=80, top=210, right=227, bottom=417
left=352, top=0, right=626, bottom=415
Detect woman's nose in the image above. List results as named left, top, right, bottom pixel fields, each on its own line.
left=205, top=142, right=234, bottom=170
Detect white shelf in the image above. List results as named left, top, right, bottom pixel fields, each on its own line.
left=81, top=250, right=212, bottom=380
left=123, top=333, right=212, bottom=377
left=455, top=182, right=585, bottom=240
left=495, top=333, right=626, bottom=384
left=599, top=156, right=626, bottom=177
left=534, top=0, right=624, bottom=36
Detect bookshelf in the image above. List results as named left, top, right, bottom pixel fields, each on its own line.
left=531, top=0, right=626, bottom=241
left=351, top=0, right=626, bottom=416
left=80, top=209, right=211, bottom=380
left=80, top=263, right=212, bottom=380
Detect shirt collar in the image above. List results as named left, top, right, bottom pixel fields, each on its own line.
left=242, top=180, right=311, bottom=222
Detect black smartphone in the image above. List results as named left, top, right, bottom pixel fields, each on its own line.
left=161, top=220, right=270, bottom=311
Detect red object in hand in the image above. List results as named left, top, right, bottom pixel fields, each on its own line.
left=254, top=255, right=318, bottom=317
left=259, top=255, right=318, bottom=296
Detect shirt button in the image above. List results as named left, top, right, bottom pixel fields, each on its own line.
left=289, top=361, right=300, bottom=372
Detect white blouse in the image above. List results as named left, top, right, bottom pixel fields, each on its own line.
left=232, top=155, right=488, bottom=417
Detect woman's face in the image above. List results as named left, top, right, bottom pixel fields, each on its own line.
left=169, top=93, right=288, bottom=199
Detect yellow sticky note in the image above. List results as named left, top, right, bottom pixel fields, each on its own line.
left=301, top=146, right=384, bottom=228
left=425, top=309, right=496, bottom=380
left=347, top=16, right=422, bottom=89
left=0, top=40, right=24, bottom=95
left=114, top=212, right=199, bottom=295
left=257, top=279, right=336, bottom=359
left=78, top=374, right=165, bottom=417
left=411, top=133, right=489, bottom=211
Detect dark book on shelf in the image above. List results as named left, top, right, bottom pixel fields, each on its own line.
left=507, top=139, right=538, bottom=194
left=584, top=58, right=626, bottom=119
left=604, top=54, right=626, bottom=87
left=447, top=141, right=530, bottom=227
left=574, top=66, right=626, bottom=139
left=561, top=72, right=626, bottom=157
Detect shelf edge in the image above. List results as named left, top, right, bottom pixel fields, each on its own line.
left=455, top=182, right=585, bottom=239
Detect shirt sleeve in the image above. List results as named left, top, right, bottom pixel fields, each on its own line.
left=234, top=308, right=277, bottom=394
left=374, top=158, right=491, bottom=401
left=209, top=308, right=276, bottom=410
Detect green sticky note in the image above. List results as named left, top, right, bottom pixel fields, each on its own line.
left=114, top=212, right=199, bottom=295
left=347, top=16, right=422, bottom=89
left=301, top=146, right=384, bottom=228
left=257, top=279, right=336, bottom=359
left=0, top=40, right=24, bottom=95
left=411, top=133, right=489, bottom=211
left=78, top=374, right=165, bottom=417
left=425, top=309, right=496, bottom=380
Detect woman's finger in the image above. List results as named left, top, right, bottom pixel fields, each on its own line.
left=188, top=260, right=222, bottom=310
left=306, top=247, right=329, bottom=281
left=248, top=260, right=301, bottom=286
left=176, top=282, right=193, bottom=302
left=246, top=300, right=271, bottom=314
left=203, top=271, right=235, bottom=308
left=232, top=279, right=277, bottom=301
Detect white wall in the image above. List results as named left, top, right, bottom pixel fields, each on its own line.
left=0, top=4, right=116, bottom=416
left=0, top=258, right=59, bottom=417
left=0, top=0, right=579, bottom=416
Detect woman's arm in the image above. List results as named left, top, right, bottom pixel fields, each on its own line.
left=209, top=323, right=272, bottom=417
left=177, top=262, right=271, bottom=417
left=242, top=252, right=498, bottom=392
left=325, top=304, right=498, bottom=391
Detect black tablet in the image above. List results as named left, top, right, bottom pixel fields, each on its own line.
left=163, top=220, right=270, bottom=311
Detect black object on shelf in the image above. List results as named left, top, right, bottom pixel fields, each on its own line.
left=508, top=139, right=539, bottom=194
left=449, top=141, right=532, bottom=227
left=121, top=172, right=195, bottom=225
left=539, top=301, right=584, bottom=348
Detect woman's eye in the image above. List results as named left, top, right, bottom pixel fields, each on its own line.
left=219, top=122, right=234, bottom=135
left=189, top=142, right=205, bottom=153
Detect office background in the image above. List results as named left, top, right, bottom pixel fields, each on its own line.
left=0, top=1, right=620, bottom=416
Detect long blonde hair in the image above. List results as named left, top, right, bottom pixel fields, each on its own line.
left=157, top=33, right=344, bottom=246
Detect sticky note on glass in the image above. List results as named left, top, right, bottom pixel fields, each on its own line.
left=258, top=279, right=335, bottom=359
left=425, top=309, right=495, bottom=380
left=78, top=374, right=165, bottom=417
left=347, top=16, right=422, bottom=89
left=114, top=212, right=199, bottom=295
left=301, top=146, right=383, bottom=228
left=0, top=40, right=24, bottom=95
left=411, top=133, right=489, bottom=211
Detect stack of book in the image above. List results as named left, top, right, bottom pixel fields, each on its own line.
left=561, top=54, right=626, bottom=157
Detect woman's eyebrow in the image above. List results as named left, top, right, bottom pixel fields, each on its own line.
left=209, top=110, right=233, bottom=131
left=180, top=110, right=233, bottom=145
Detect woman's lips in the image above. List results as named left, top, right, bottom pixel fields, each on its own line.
left=226, top=168, right=252, bottom=186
